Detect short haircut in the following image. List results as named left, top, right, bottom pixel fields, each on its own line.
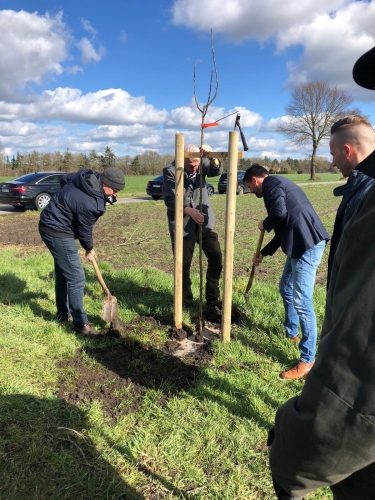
left=331, top=115, right=373, bottom=135
left=243, top=164, right=269, bottom=183
left=184, top=144, right=199, bottom=153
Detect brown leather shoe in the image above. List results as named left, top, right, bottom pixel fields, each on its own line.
left=74, top=322, right=103, bottom=338
left=286, top=335, right=299, bottom=343
left=280, top=360, right=315, bottom=380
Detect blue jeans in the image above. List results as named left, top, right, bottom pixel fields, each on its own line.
left=279, top=240, right=326, bottom=363
left=40, top=231, right=88, bottom=327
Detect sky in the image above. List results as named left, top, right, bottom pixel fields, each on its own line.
left=0, top=0, right=375, bottom=161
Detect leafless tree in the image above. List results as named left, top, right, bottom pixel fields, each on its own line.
left=278, top=81, right=354, bottom=180
left=193, top=29, right=219, bottom=332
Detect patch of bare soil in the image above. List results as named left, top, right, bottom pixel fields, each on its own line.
left=0, top=214, right=43, bottom=247
left=56, top=315, right=214, bottom=423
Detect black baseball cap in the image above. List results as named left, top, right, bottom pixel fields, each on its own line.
left=353, top=46, right=375, bottom=90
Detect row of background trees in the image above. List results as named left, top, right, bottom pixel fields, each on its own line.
left=0, top=146, right=336, bottom=177
left=0, top=145, right=336, bottom=177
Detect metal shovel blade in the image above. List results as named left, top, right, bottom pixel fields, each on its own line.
left=102, top=294, right=118, bottom=323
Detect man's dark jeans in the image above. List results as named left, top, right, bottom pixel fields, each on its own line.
left=172, top=228, right=222, bottom=303
left=39, top=231, right=88, bottom=326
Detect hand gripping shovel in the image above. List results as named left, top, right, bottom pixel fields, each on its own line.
left=91, top=256, right=118, bottom=323
left=245, top=229, right=265, bottom=307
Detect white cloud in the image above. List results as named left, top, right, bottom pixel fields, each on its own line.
left=279, top=2, right=375, bottom=97
left=66, top=65, right=83, bottom=75
left=171, top=0, right=375, bottom=99
left=171, top=0, right=348, bottom=42
left=81, top=18, right=97, bottom=36
left=0, top=9, right=71, bottom=98
left=0, top=87, right=169, bottom=125
left=77, top=38, right=106, bottom=65
left=120, top=31, right=127, bottom=43
left=166, top=101, right=263, bottom=129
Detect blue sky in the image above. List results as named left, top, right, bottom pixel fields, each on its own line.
left=0, top=0, right=374, bottom=161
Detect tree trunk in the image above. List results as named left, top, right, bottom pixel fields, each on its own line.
left=310, top=145, right=317, bottom=180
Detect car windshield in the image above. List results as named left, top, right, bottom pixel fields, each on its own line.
left=153, top=175, right=163, bottom=181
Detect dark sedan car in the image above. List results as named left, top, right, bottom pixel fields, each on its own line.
left=217, top=170, right=250, bottom=195
left=146, top=175, right=214, bottom=200
left=0, top=172, right=67, bottom=209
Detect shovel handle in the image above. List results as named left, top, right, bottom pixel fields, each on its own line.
left=245, top=229, right=265, bottom=298
left=90, top=256, right=111, bottom=297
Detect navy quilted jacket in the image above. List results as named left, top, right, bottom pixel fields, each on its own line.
left=39, top=169, right=106, bottom=251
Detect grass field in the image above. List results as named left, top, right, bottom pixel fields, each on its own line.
left=0, top=183, right=341, bottom=499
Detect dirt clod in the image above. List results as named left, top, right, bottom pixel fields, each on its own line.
left=105, top=318, right=129, bottom=337
left=167, top=327, right=187, bottom=341
left=195, top=332, right=204, bottom=343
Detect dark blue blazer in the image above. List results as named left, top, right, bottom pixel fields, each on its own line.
left=260, top=175, right=329, bottom=259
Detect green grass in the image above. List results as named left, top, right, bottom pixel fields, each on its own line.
left=274, top=172, right=343, bottom=182
left=0, top=185, right=340, bottom=499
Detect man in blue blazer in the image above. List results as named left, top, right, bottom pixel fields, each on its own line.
left=244, top=164, right=329, bottom=380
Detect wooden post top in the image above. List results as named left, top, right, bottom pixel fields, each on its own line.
left=184, top=152, right=244, bottom=159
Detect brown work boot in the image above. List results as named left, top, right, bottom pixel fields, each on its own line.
left=280, top=360, right=315, bottom=380
left=74, top=322, right=103, bottom=338
left=286, top=334, right=299, bottom=343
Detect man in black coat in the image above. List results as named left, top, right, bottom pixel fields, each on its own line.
left=39, top=167, right=125, bottom=337
left=244, top=165, right=329, bottom=380
left=267, top=44, right=375, bottom=500
left=327, top=114, right=375, bottom=288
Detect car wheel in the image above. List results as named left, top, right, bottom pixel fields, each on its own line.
left=237, top=185, right=244, bottom=195
left=152, top=195, right=161, bottom=200
left=207, top=186, right=214, bottom=197
left=34, top=192, right=51, bottom=210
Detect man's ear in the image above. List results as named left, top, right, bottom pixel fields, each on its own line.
left=344, top=143, right=352, bottom=158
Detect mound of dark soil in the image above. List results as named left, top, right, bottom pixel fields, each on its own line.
left=56, top=316, right=215, bottom=423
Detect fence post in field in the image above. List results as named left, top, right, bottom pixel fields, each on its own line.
left=221, top=131, right=238, bottom=342
left=174, top=133, right=184, bottom=329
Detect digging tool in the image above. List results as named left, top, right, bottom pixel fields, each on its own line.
left=234, top=114, right=249, bottom=151
left=90, top=256, right=118, bottom=323
left=245, top=229, right=265, bottom=306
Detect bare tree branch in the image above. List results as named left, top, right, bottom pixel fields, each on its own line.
left=278, top=81, right=354, bottom=179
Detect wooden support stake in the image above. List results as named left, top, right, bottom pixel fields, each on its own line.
left=221, top=131, right=238, bottom=342
left=174, top=134, right=184, bottom=330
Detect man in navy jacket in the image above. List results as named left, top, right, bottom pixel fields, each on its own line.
left=39, top=167, right=124, bottom=337
left=244, top=165, right=329, bottom=380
